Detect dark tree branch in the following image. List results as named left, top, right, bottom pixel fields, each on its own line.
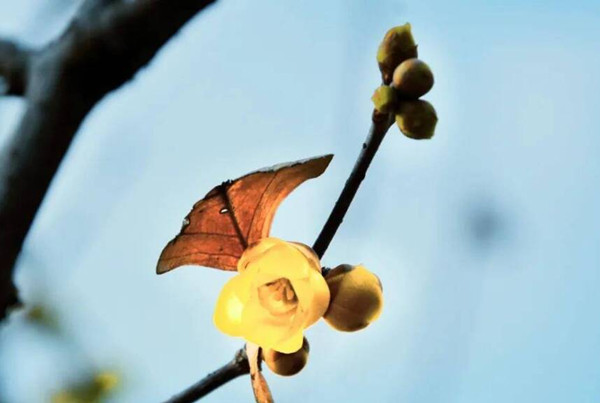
left=0, top=0, right=217, bottom=320
left=312, top=111, right=394, bottom=258
left=76, top=0, right=124, bottom=21
left=162, top=349, right=250, bottom=403
left=0, top=39, right=32, bottom=96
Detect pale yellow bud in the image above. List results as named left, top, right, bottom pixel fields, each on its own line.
left=377, top=24, right=418, bottom=84
left=396, top=100, right=438, bottom=140
left=263, top=337, right=310, bottom=376
left=371, top=85, right=398, bottom=113
left=392, top=58, right=434, bottom=99
left=323, top=265, right=383, bottom=332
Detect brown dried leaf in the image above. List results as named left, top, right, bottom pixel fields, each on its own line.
left=156, top=154, right=333, bottom=274
left=247, top=343, right=274, bottom=403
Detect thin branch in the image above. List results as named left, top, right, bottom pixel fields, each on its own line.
left=0, top=0, right=217, bottom=320
left=0, top=39, right=32, bottom=96
left=162, top=349, right=250, bottom=403
left=312, top=111, right=395, bottom=258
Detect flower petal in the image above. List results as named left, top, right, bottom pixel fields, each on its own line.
left=241, top=290, right=295, bottom=349
left=237, top=237, right=282, bottom=272
left=252, top=240, right=311, bottom=280
left=213, top=273, right=253, bottom=336
left=289, top=242, right=321, bottom=273
left=272, top=330, right=305, bottom=354
left=291, top=269, right=330, bottom=328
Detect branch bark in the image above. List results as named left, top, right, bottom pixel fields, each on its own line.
left=312, top=111, right=394, bottom=258
left=162, top=349, right=250, bottom=403
left=0, top=39, right=31, bottom=96
left=0, top=0, right=217, bottom=320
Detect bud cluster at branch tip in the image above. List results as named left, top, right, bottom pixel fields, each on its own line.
left=373, top=24, right=438, bottom=140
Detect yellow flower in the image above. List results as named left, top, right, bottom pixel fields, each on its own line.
left=214, top=237, right=330, bottom=353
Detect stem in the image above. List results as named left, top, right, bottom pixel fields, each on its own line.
left=312, top=110, right=394, bottom=259
left=162, top=349, right=250, bottom=403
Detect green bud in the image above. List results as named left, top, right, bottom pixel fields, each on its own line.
left=377, top=24, right=418, bottom=84
left=393, top=58, right=434, bottom=99
left=395, top=100, right=438, bottom=140
left=371, top=85, right=398, bottom=113
left=26, top=304, right=60, bottom=331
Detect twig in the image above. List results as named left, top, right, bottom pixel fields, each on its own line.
left=0, top=0, right=217, bottom=320
left=162, top=349, right=250, bottom=403
left=312, top=110, right=395, bottom=258
left=0, top=39, right=31, bottom=96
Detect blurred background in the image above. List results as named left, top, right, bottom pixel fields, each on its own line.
left=1, top=0, right=600, bottom=401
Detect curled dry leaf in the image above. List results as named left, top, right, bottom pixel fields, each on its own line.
left=157, top=154, right=333, bottom=274
left=247, top=343, right=274, bottom=403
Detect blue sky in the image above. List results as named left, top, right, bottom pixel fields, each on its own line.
left=1, top=0, right=600, bottom=402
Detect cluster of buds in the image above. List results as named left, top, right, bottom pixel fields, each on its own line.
left=213, top=238, right=384, bottom=377
left=261, top=263, right=383, bottom=377
left=262, top=263, right=383, bottom=376
left=372, top=23, right=438, bottom=139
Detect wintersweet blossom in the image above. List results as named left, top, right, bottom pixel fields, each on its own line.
left=213, top=238, right=330, bottom=353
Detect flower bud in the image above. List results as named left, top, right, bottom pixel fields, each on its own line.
left=395, top=100, right=438, bottom=140
left=94, top=371, right=119, bottom=393
left=377, top=24, right=418, bottom=84
left=393, top=58, right=434, bottom=99
left=263, top=337, right=310, bottom=376
left=371, top=85, right=398, bottom=114
left=323, top=265, right=383, bottom=332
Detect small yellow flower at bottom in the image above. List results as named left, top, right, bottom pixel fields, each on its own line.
left=213, top=237, right=330, bottom=354
left=263, top=337, right=310, bottom=376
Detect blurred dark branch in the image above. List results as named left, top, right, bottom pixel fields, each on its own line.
left=0, top=39, right=32, bottom=96
left=76, top=0, right=124, bottom=20
left=162, top=349, right=250, bottom=403
left=0, top=0, right=217, bottom=320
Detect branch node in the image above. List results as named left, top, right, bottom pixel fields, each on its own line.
left=0, top=39, right=32, bottom=96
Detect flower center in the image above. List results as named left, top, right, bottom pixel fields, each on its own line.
left=258, top=278, right=298, bottom=317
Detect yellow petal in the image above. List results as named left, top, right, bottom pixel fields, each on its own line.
left=213, top=272, right=253, bottom=336
left=240, top=290, right=294, bottom=349
left=272, top=330, right=305, bottom=354
left=253, top=241, right=311, bottom=280
left=237, top=237, right=282, bottom=272
left=291, top=269, right=330, bottom=328
left=289, top=242, right=321, bottom=273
